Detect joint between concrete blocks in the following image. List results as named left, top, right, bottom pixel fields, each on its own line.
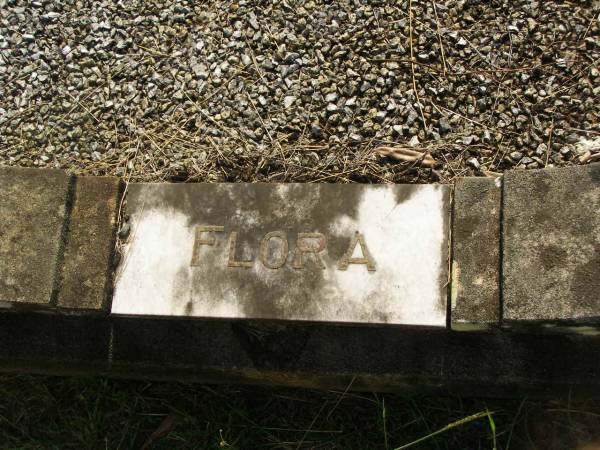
left=446, top=183, right=455, bottom=330
left=50, top=174, right=77, bottom=308
left=498, top=176, right=505, bottom=326
left=104, top=179, right=126, bottom=313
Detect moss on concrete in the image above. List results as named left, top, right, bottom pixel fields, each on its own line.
left=0, top=167, right=71, bottom=307
left=503, top=163, right=600, bottom=323
left=451, top=177, right=501, bottom=329
left=57, top=176, right=121, bottom=312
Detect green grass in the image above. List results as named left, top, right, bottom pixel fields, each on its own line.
left=1, top=375, right=599, bottom=449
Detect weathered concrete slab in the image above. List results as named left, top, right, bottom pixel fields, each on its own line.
left=108, top=317, right=600, bottom=397
left=0, top=312, right=110, bottom=374
left=57, top=177, right=121, bottom=312
left=112, top=183, right=450, bottom=326
left=451, top=177, right=501, bottom=330
left=3, top=312, right=600, bottom=398
left=503, top=163, right=600, bottom=324
left=0, top=167, right=71, bottom=308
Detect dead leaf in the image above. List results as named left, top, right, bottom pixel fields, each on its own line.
left=141, top=413, right=177, bottom=450
left=374, top=146, right=437, bottom=167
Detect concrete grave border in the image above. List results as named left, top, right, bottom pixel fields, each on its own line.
left=0, top=163, right=599, bottom=396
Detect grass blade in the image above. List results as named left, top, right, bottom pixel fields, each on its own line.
left=393, top=410, right=493, bottom=450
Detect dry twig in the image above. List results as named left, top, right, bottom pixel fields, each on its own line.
left=431, top=1, right=448, bottom=75
left=408, top=0, right=427, bottom=132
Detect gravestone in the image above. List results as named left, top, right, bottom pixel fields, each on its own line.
left=112, top=183, right=451, bottom=326
left=3, top=165, right=600, bottom=396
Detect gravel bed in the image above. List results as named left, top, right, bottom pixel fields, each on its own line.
left=0, top=0, right=599, bottom=183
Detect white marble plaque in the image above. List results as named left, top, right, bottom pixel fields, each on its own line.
left=112, top=183, right=450, bottom=326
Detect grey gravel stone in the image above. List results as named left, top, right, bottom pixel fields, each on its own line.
left=283, top=96, right=296, bottom=108
left=375, top=111, right=387, bottom=123
left=439, top=118, right=452, bottom=134
left=520, top=156, right=534, bottom=165
left=467, top=157, right=480, bottom=170
left=325, top=93, right=338, bottom=103
left=509, top=151, right=523, bottom=161
left=456, top=37, right=468, bottom=48
left=326, top=103, right=338, bottom=113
